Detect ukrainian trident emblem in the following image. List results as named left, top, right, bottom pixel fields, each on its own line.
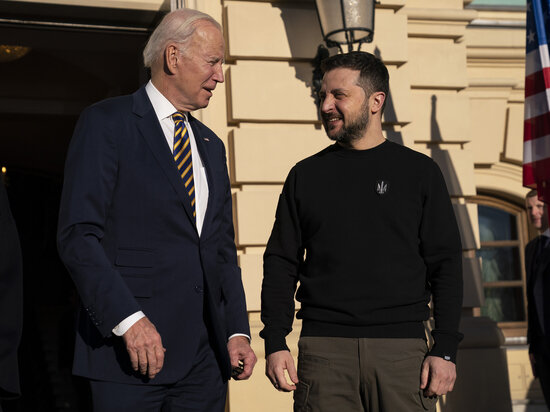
left=375, top=180, right=389, bottom=195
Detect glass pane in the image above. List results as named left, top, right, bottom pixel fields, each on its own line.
left=478, top=205, right=517, bottom=242
left=481, top=287, right=525, bottom=322
left=476, top=247, right=521, bottom=282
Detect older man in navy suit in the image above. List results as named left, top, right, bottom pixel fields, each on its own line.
left=525, top=189, right=550, bottom=408
left=58, top=8, right=256, bottom=411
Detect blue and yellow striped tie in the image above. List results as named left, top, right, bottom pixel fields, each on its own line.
left=172, top=112, right=196, bottom=221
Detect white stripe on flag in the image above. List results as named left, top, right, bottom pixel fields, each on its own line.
left=526, top=49, right=542, bottom=76
left=526, top=44, right=550, bottom=77
left=525, top=88, right=550, bottom=119
left=524, top=135, right=550, bottom=163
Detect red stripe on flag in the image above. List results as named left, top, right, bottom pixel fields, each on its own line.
left=525, top=67, right=550, bottom=98
left=524, top=115, right=550, bottom=141
left=533, top=156, right=550, bottom=182
left=524, top=163, right=535, bottom=187
left=524, top=156, right=550, bottom=189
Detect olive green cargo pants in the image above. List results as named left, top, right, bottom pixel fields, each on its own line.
left=293, top=337, right=438, bottom=412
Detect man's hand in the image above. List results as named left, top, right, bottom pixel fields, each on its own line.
left=529, top=353, right=538, bottom=378
left=227, top=336, right=257, bottom=380
left=266, top=350, right=298, bottom=392
left=122, top=317, right=165, bottom=379
left=420, top=355, right=456, bottom=397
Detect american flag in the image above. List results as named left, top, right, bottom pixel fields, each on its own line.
left=524, top=0, right=550, bottom=202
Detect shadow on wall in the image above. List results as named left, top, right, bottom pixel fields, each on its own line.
left=374, top=47, right=403, bottom=146
left=429, top=95, right=462, bottom=196
left=429, top=97, right=513, bottom=412
left=428, top=94, right=479, bottom=312
left=275, top=1, right=330, bottom=123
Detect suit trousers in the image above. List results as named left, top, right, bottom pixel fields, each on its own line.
left=90, top=323, right=226, bottom=412
left=293, top=337, right=437, bottom=412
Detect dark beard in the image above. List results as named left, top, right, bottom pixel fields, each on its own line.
left=325, top=104, right=369, bottom=145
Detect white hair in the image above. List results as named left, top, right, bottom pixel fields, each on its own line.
left=143, top=8, right=221, bottom=70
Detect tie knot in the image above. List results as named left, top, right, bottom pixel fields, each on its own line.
left=172, top=111, right=185, bottom=124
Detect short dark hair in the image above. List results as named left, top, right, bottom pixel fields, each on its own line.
left=526, top=189, right=538, bottom=199
left=321, top=51, right=389, bottom=112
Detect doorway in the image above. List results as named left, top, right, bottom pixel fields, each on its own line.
left=0, top=3, right=161, bottom=410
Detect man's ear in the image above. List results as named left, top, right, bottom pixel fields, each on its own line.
left=370, top=92, right=386, bottom=114
left=165, top=44, right=179, bottom=75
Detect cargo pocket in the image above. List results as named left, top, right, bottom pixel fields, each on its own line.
left=293, top=380, right=311, bottom=412
left=418, top=391, right=438, bottom=411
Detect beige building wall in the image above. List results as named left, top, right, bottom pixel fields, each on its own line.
left=201, top=0, right=535, bottom=410
left=8, top=0, right=166, bottom=10
left=464, top=5, right=540, bottom=404
left=200, top=0, right=531, bottom=409
left=197, top=0, right=536, bottom=409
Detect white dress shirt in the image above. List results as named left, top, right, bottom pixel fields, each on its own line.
left=145, top=81, right=210, bottom=235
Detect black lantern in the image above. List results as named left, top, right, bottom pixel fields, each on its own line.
left=315, top=0, right=375, bottom=53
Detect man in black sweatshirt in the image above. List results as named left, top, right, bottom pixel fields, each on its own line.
left=260, top=52, right=463, bottom=412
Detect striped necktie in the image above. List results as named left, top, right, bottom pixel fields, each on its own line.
left=172, top=112, right=196, bottom=221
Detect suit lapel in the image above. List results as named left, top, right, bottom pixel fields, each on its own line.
left=188, top=115, right=216, bottom=236
left=132, top=88, right=198, bottom=231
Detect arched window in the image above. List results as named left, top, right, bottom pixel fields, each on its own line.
left=474, top=195, right=530, bottom=337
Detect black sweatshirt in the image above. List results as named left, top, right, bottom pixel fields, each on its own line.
left=261, top=140, right=463, bottom=362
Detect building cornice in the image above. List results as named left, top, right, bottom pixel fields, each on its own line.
left=401, top=8, right=478, bottom=23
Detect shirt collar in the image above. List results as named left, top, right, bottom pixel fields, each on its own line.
left=145, top=80, right=188, bottom=123
left=543, top=228, right=550, bottom=238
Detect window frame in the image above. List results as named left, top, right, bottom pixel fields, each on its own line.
left=473, top=194, right=530, bottom=337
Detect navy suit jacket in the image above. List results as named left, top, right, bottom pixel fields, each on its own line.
left=0, top=180, right=23, bottom=398
left=57, top=86, right=249, bottom=384
left=526, top=236, right=550, bottom=351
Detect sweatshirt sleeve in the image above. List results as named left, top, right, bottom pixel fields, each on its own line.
left=420, top=160, right=464, bottom=363
left=260, top=167, right=304, bottom=356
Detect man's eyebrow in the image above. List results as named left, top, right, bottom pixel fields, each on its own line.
left=330, top=88, right=348, bottom=94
